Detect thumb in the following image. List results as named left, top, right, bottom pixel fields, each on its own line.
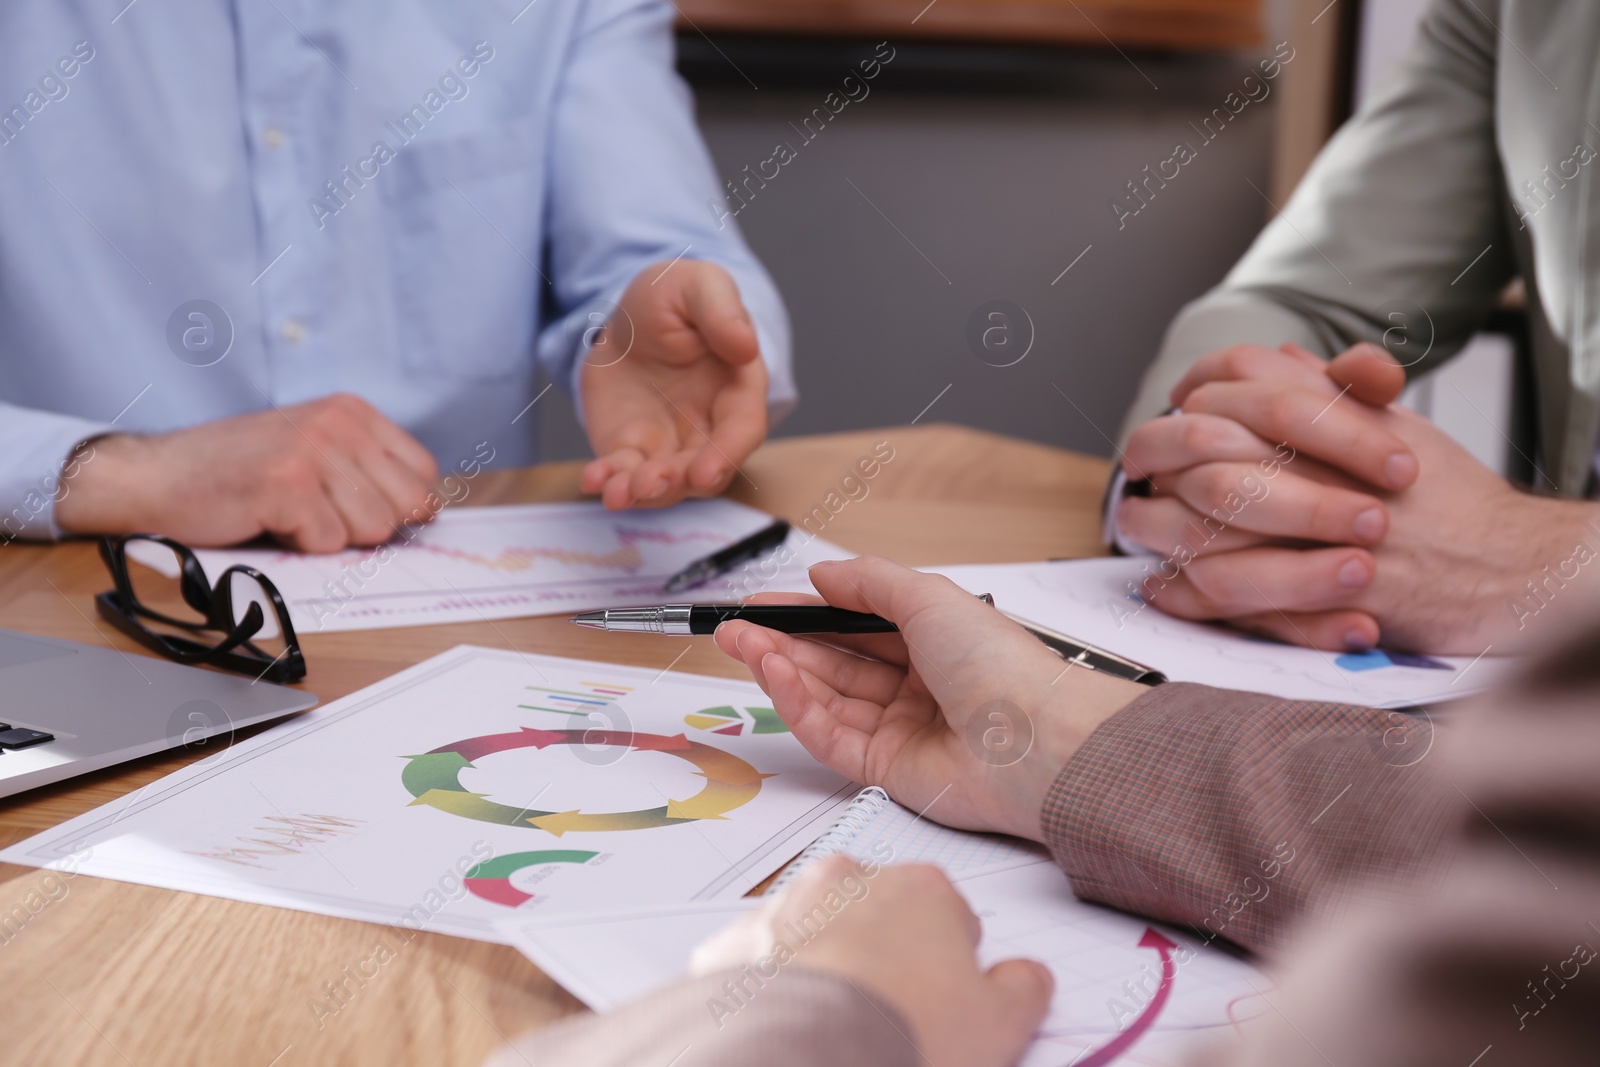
left=984, top=958, right=1054, bottom=1047
left=1328, top=342, right=1407, bottom=407
left=681, top=261, right=760, bottom=367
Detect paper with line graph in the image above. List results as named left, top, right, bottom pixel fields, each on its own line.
left=503, top=856, right=1270, bottom=1066
left=128, top=499, right=850, bottom=633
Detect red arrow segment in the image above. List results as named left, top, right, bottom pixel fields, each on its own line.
left=563, top=728, right=633, bottom=748
left=553, top=729, right=692, bottom=752
left=628, top=732, right=692, bottom=752
left=432, top=727, right=566, bottom=761
left=431, top=728, right=695, bottom=761
left=1078, top=927, right=1178, bottom=1067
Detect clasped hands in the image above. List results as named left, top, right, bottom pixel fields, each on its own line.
left=1114, top=342, right=1597, bottom=654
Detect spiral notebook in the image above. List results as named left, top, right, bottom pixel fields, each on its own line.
left=769, top=785, right=1048, bottom=891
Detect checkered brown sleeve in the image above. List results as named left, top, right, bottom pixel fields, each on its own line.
left=1040, top=682, right=1458, bottom=956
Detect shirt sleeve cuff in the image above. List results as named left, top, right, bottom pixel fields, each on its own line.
left=754, top=318, right=797, bottom=426
left=0, top=410, right=115, bottom=542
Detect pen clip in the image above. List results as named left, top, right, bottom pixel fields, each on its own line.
left=989, top=603, right=1165, bottom=686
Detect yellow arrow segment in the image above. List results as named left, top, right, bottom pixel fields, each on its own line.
left=666, top=777, right=764, bottom=820
left=523, top=748, right=773, bottom=834
left=528, top=807, right=684, bottom=836
left=678, top=741, right=774, bottom=787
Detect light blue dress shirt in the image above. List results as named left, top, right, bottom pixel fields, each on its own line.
left=0, top=0, right=792, bottom=541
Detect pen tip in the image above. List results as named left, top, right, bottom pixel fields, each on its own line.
left=570, top=611, right=607, bottom=629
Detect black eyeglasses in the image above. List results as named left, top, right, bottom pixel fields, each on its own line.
left=95, top=534, right=307, bottom=684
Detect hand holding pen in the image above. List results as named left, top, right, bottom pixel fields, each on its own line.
left=643, top=519, right=1164, bottom=685
left=699, top=556, right=1152, bottom=843
left=581, top=534, right=1164, bottom=684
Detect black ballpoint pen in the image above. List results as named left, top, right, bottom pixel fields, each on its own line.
left=570, top=601, right=1166, bottom=685
left=663, top=519, right=792, bottom=593
left=572, top=604, right=895, bottom=635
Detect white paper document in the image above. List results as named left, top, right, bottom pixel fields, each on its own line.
left=934, top=558, right=1512, bottom=707
left=129, top=499, right=850, bottom=633
left=502, top=859, right=1269, bottom=1067
left=0, top=647, right=857, bottom=942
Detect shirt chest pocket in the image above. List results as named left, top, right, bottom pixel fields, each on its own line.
left=379, top=119, right=546, bottom=383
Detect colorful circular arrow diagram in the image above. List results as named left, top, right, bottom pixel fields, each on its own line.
left=400, top=726, right=774, bottom=836
left=464, top=849, right=598, bottom=907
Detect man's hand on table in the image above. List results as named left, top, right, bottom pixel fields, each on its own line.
left=713, top=557, right=1146, bottom=843
left=579, top=259, right=769, bottom=510
left=1116, top=343, right=1600, bottom=654
left=690, top=855, right=1052, bottom=1067
left=55, top=393, right=440, bottom=553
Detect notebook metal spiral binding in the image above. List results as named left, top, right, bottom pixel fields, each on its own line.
left=769, top=786, right=891, bottom=893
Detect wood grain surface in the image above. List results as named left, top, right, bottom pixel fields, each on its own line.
left=675, top=0, right=1263, bottom=51
left=0, top=424, right=1109, bottom=1067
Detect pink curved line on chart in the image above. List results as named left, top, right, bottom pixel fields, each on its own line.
left=1076, top=927, right=1177, bottom=1067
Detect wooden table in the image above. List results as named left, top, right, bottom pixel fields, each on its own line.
left=0, top=425, right=1109, bottom=1067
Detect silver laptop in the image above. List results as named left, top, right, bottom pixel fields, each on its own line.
left=0, top=627, right=317, bottom=798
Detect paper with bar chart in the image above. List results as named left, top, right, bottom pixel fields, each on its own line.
left=127, top=499, right=850, bottom=633
left=0, top=646, right=857, bottom=942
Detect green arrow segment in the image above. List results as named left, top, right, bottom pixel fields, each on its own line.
left=400, top=750, right=474, bottom=796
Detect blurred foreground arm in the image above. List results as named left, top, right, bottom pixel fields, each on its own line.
left=493, top=857, right=1050, bottom=1067
left=1210, top=614, right=1600, bottom=1067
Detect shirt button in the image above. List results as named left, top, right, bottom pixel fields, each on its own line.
left=280, top=319, right=306, bottom=344
left=263, top=126, right=285, bottom=149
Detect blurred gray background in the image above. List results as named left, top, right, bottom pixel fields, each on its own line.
left=538, top=38, right=1276, bottom=462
